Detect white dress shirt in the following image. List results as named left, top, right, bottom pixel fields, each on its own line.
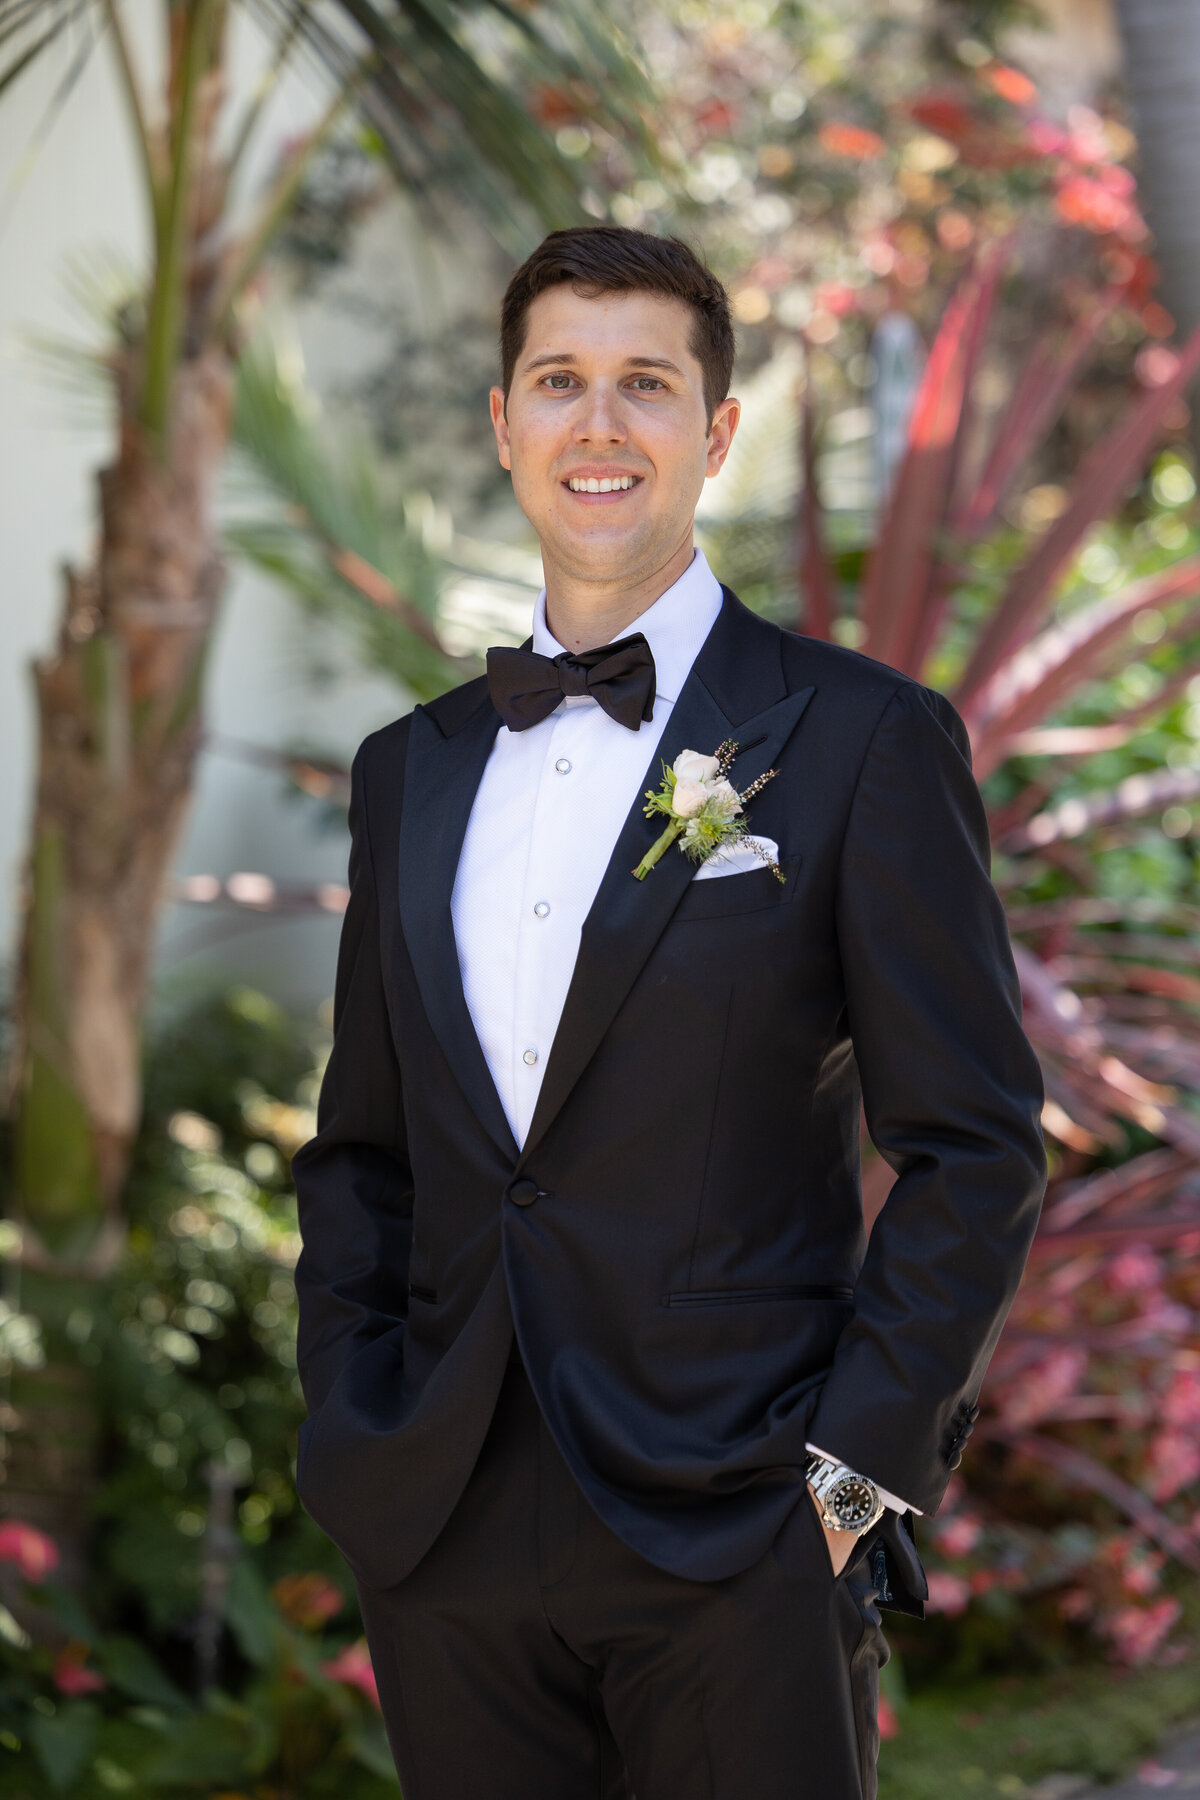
left=449, top=545, right=916, bottom=1517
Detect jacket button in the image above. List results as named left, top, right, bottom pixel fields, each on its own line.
left=508, top=1178, right=540, bottom=1207
left=947, top=1448, right=964, bottom=1470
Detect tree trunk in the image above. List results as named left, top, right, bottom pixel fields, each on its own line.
left=1112, top=0, right=1200, bottom=456
left=1, top=345, right=232, bottom=1565
left=12, top=345, right=231, bottom=1262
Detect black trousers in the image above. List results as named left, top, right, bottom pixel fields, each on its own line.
left=354, top=1348, right=890, bottom=1799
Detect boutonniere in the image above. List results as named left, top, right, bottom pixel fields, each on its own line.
left=632, top=740, right=783, bottom=882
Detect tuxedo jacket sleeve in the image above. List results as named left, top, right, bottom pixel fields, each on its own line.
left=806, top=680, right=1046, bottom=1513
left=292, top=740, right=414, bottom=1419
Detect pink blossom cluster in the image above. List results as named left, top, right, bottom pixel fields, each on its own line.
left=921, top=1228, right=1200, bottom=1666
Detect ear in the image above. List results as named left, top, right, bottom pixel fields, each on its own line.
left=489, top=385, right=512, bottom=471
left=705, top=395, right=740, bottom=478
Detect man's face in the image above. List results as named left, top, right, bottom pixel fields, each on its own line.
left=489, top=286, right=738, bottom=587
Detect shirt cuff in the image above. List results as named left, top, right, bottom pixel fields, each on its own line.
left=805, top=1442, right=923, bottom=1517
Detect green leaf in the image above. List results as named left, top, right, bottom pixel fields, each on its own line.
left=349, top=1717, right=402, bottom=1781
left=34, top=1579, right=96, bottom=1642
left=100, top=1633, right=190, bottom=1710
left=139, top=1704, right=256, bottom=1785
left=224, top=1557, right=280, bottom=1670
left=28, top=1698, right=101, bottom=1793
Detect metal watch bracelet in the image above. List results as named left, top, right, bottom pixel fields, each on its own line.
left=804, top=1452, right=887, bottom=1536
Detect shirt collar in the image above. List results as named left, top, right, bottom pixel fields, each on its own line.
left=531, top=546, right=724, bottom=709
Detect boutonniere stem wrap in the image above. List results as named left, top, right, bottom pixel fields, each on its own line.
left=632, top=739, right=783, bottom=881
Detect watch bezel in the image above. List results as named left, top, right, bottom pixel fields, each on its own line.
left=824, top=1470, right=881, bottom=1530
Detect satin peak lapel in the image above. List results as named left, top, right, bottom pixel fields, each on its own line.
left=395, top=694, right=518, bottom=1162
left=520, top=622, right=816, bottom=1164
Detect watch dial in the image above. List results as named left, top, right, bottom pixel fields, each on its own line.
left=829, top=1474, right=877, bottom=1527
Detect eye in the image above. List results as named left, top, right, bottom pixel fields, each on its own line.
left=630, top=376, right=665, bottom=392
left=541, top=372, right=576, bottom=390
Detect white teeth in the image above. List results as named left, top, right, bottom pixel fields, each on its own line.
left=598, top=479, right=612, bottom=492
left=567, top=475, right=638, bottom=492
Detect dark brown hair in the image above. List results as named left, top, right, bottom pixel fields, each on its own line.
left=499, top=225, right=735, bottom=426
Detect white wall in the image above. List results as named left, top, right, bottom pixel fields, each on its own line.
left=0, top=6, right=431, bottom=1014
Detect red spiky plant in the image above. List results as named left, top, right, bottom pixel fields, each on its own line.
left=802, top=237, right=1200, bottom=1664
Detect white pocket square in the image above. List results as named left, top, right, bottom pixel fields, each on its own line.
left=692, top=836, right=780, bottom=881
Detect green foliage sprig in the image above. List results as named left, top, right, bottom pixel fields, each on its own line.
left=633, top=738, right=783, bottom=880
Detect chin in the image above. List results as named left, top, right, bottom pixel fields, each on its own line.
left=557, top=533, right=657, bottom=579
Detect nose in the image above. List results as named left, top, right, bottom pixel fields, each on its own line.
left=573, top=381, right=626, bottom=444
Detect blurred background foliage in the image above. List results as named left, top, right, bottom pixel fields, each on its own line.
left=4, top=0, right=1200, bottom=1795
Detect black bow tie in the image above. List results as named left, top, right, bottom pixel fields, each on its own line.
left=485, top=633, right=656, bottom=733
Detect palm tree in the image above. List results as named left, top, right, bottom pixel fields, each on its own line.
left=0, top=0, right=652, bottom=1565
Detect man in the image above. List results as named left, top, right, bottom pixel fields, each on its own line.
left=292, top=225, right=1047, bottom=1799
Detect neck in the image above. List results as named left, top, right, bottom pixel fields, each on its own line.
left=542, top=535, right=696, bottom=652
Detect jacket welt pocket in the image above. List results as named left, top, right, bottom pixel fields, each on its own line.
left=664, top=1283, right=854, bottom=1307
left=671, top=853, right=803, bottom=922
left=408, top=1283, right=439, bottom=1304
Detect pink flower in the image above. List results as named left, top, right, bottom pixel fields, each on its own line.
left=1164, top=1367, right=1200, bottom=1427
left=320, top=1637, right=380, bottom=1710
left=52, top=1644, right=106, bottom=1696
left=997, top=1346, right=1086, bottom=1427
left=1064, top=104, right=1113, bottom=167
left=1026, top=119, right=1068, bottom=157
left=1147, top=1429, right=1200, bottom=1502
left=877, top=1694, right=900, bottom=1740
left=1055, top=173, right=1136, bottom=235
left=926, top=1571, right=971, bottom=1617
left=1137, top=1762, right=1180, bottom=1789
left=935, top=1514, right=982, bottom=1559
left=1136, top=345, right=1185, bottom=390
left=1107, top=1244, right=1161, bottom=1293
left=1104, top=1597, right=1182, bottom=1666
left=1120, top=1546, right=1164, bottom=1598
left=0, top=1521, right=59, bottom=1583
left=813, top=281, right=860, bottom=319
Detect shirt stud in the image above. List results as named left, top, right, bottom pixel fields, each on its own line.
left=533, top=900, right=550, bottom=917
left=555, top=758, right=572, bottom=774
left=522, top=1048, right=538, bottom=1066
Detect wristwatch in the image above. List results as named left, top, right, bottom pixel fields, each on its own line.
left=805, top=1451, right=886, bottom=1535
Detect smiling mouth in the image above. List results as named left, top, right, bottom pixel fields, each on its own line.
left=562, top=475, right=644, bottom=499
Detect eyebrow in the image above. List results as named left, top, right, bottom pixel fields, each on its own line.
left=521, top=351, right=686, bottom=377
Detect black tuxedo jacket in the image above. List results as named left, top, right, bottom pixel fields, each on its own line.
left=292, top=585, right=1047, bottom=1614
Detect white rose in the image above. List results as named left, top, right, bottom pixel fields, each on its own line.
left=673, top=749, right=721, bottom=785
left=706, top=777, right=743, bottom=819
left=671, top=779, right=708, bottom=818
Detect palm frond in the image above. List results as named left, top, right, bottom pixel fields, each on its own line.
left=227, top=334, right=474, bottom=699
left=101, top=0, right=162, bottom=223
left=255, top=0, right=660, bottom=242
left=969, top=555, right=1200, bottom=776
left=954, top=320, right=1200, bottom=710
left=949, top=283, right=1127, bottom=544
left=0, top=1, right=103, bottom=237
left=0, top=2, right=78, bottom=99
left=860, top=245, right=1000, bottom=671
left=1001, top=766, right=1200, bottom=853
left=798, top=353, right=836, bottom=640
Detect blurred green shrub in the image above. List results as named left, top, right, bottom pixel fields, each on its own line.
left=0, top=988, right=400, bottom=1797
